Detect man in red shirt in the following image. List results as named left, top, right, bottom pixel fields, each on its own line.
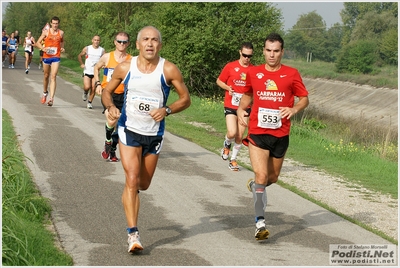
left=216, top=42, right=254, bottom=171
left=237, top=33, right=309, bottom=241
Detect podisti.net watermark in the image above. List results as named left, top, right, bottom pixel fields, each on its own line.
left=329, top=244, right=397, bottom=266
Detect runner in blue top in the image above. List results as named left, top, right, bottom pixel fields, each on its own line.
left=6, top=32, right=17, bottom=68
left=2, top=30, right=8, bottom=67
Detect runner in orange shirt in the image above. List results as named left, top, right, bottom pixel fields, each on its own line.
left=93, top=32, right=132, bottom=162
left=36, top=16, right=65, bottom=106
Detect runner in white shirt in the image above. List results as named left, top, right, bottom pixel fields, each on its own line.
left=78, top=35, right=105, bottom=109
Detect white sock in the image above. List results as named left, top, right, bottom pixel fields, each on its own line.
left=230, top=142, right=242, bottom=160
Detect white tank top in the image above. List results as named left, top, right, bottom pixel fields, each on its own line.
left=123, top=56, right=170, bottom=136
left=24, top=37, right=33, bottom=52
left=84, top=45, right=104, bottom=75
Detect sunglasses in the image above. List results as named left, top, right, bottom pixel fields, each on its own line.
left=116, top=40, right=129, bottom=44
left=241, top=53, right=253, bottom=58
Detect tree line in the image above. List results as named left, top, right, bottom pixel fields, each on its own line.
left=285, top=2, right=397, bottom=74
left=2, top=2, right=397, bottom=97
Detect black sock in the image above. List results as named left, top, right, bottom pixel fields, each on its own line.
left=105, top=123, right=114, bottom=141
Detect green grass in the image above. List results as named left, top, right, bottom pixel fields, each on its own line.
left=2, top=110, right=74, bottom=266
left=288, top=122, right=398, bottom=198
left=282, top=59, right=398, bottom=89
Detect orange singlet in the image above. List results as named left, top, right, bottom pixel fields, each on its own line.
left=101, top=51, right=132, bottom=94
left=43, top=30, right=63, bottom=59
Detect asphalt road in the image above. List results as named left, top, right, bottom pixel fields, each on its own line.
left=2, top=60, right=397, bottom=266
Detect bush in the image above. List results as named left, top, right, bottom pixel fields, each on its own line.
left=335, top=40, right=378, bottom=74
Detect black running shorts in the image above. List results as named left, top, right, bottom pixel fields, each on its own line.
left=118, top=126, right=164, bottom=156
left=224, top=107, right=251, bottom=117
left=243, top=134, right=289, bottom=158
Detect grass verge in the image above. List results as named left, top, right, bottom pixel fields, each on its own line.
left=282, top=59, right=398, bottom=89
left=2, top=109, right=74, bottom=266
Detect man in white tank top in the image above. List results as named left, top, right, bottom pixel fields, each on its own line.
left=78, top=35, right=105, bottom=109
left=101, top=26, right=191, bottom=253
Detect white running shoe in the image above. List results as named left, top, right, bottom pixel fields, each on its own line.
left=220, top=141, right=231, bottom=160
left=255, top=219, right=269, bottom=241
left=87, top=102, right=93, bottom=109
left=82, top=92, right=88, bottom=101
left=127, top=232, right=143, bottom=252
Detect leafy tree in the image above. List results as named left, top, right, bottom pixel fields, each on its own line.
left=284, top=29, right=306, bottom=59
left=324, top=23, right=344, bottom=62
left=340, top=8, right=397, bottom=66
left=341, top=2, right=397, bottom=28
left=340, top=2, right=398, bottom=45
left=380, top=28, right=398, bottom=65
left=60, top=2, right=150, bottom=57
left=350, top=10, right=397, bottom=42
left=153, top=2, right=282, bottom=97
left=285, top=11, right=342, bottom=62
left=2, top=2, right=53, bottom=39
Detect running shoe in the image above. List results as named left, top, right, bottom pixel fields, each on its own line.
left=220, top=141, right=231, bottom=160
left=87, top=102, right=93, bottom=109
left=47, top=98, right=53, bottom=107
left=109, top=151, right=119, bottom=162
left=247, top=178, right=255, bottom=192
left=82, top=92, right=88, bottom=101
left=101, top=141, right=112, bottom=159
left=228, top=159, right=239, bottom=171
left=41, top=92, right=48, bottom=104
left=255, top=219, right=270, bottom=241
left=8, top=64, right=11, bottom=68
left=128, top=232, right=143, bottom=252
left=11, top=64, right=14, bottom=69
left=25, top=68, right=29, bottom=74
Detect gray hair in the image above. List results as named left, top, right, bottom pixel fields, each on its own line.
left=136, top=26, right=162, bottom=43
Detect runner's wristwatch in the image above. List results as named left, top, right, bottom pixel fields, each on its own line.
left=165, top=106, right=172, bottom=116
